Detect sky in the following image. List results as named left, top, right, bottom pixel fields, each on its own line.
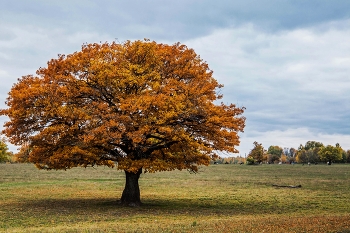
left=1, top=0, right=350, bottom=156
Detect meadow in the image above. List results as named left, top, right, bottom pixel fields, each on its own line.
left=0, top=163, right=349, bottom=232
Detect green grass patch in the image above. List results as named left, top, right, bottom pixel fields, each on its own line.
left=1, top=163, right=350, bottom=232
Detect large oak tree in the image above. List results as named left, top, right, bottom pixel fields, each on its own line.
left=1, top=40, right=245, bottom=206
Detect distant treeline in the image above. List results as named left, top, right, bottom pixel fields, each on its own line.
left=241, top=141, right=350, bottom=165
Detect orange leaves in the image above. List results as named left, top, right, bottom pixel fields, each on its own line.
left=1, top=39, right=245, bottom=172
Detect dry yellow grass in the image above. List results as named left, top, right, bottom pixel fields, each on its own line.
left=1, top=163, right=350, bottom=232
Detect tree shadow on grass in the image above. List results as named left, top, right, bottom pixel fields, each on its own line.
left=6, top=196, right=311, bottom=218
left=3, top=196, right=344, bottom=231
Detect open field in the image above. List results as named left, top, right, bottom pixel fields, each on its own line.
left=1, top=163, right=350, bottom=232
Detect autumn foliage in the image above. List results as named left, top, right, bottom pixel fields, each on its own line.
left=1, top=40, right=245, bottom=205
left=247, top=141, right=264, bottom=164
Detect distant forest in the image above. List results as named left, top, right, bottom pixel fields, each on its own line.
left=216, top=141, right=350, bottom=165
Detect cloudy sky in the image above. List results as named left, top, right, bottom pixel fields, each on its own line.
left=1, top=0, right=350, bottom=155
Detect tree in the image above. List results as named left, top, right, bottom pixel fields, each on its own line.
left=319, top=144, right=342, bottom=165
left=13, top=142, right=31, bottom=163
left=280, top=154, right=288, bottom=163
left=0, top=40, right=245, bottom=206
left=296, top=141, right=323, bottom=164
left=304, top=141, right=323, bottom=151
left=246, top=156, right=255, bottom=165
left=296, top=149, right=310, bottom=164
left=247, top=141, right=264, bottom=164
left=346, top=150, right=350, bottom=163
left=283, top=147, right=296, bottom=163
left=267, top=145, right=283, bottom=163
left=0, top=138, right=11, bottom=163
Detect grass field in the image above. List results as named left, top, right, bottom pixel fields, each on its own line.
left=1, top=163, right=350, bottom=232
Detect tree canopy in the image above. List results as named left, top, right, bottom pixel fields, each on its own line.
left=303, top=141, right=324, bottom=151
left=0, top=138, right=11, bottom=163
left=247, top=141, right=264, bottom=164
left=267, top=145, right=283, bottom=163
left=0, top=40, right=245, bottom=205
left=296, top=141, right=323, bottom=164
left=319, top=144, right=342, bottom=165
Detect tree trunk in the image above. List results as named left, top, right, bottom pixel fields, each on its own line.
left=119, top=168, right=142, bottom=206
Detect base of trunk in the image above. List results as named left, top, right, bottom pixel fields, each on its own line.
left=119, top=168, right=142, bottom=207
left=118, top=200, right=142, bottom=207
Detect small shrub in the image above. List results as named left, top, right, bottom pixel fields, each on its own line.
left=246, top=156, right=255, bottom=165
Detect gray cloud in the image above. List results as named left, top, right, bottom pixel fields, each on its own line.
left=2, top=0, right=350, bottom=41
left=184, top=20, right=350, bottom=153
